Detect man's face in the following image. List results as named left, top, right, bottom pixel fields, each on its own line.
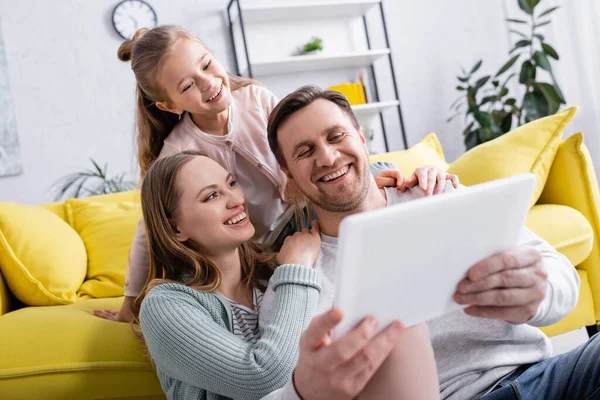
left=277, top=99, right=371, bottom=213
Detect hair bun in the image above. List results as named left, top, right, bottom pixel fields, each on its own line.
left=117, top=28, right=150, bottom=62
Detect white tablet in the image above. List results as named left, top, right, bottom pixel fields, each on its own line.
left=333, top=173, right=536, bottom=338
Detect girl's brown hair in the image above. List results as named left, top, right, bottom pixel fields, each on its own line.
left=132, top=150, right=277, bottom=328
left=118, top=25, right=257, bottom=178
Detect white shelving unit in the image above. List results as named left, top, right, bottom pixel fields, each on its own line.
left=239, top=0, right=380, bottom=23
left=243, top=49, right=390, bottom=77
left=351, top=100, right=400, bottom=119
left=227, top=0, right=408, bottom=150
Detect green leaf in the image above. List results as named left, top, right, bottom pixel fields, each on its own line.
left=458, top=76, right=469, bottom=83
left=534, top=82, right=561, bottom=114
left=518, top=0, right=533, bottom=15
left=510, top=40, right=531, bottom=54
left=505, top=98, right=517, bottom=106
left=542, top=43, right=559, bottom=60
left=535, top=20, right=552, bottom=28
left=538, top=6, right=560, bottom=18
left=523, top=90, right=549, bottom=122
left=549, top=72, right=567, bottom=103
left=528, top=0, right=541, bottom=9
left=500, top=113, right=513, bottom=133
left=510, top=30, right=528, bottom=38
left=470, top=60, right=483, bottom=74
left=456, top=85, right=466, bottom=91
left=495, top=55, right=520, bottom=77
left=519, top=61, right=536, bottom=84
left=534, top=33, right=545, bottom=41
left=479, top=127, right=495, bottom=143
left=506, top=18, right=528, bottom=24
left=492, top=80, right=500, bottom=87
left=450, top=95, right=464, bottom=110
left=462, top=121, right=475, bottom=136
left=465, top=129, right=479, bottom=150
left=481, top=95, right=498, bottom=105
left=474, top=75, right=491, bottom=91
left=533, top=51, right=552, bottom=71
left=476, top=111, right=494, bottom=128
left=500, top=87, right=509, bottom=97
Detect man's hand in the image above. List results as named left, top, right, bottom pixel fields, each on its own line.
left=293, top=308, right=404, bottom=400
left=454, top=246, right=548, bottom=324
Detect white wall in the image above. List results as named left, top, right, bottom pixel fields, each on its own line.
left=0, top=0, right=521, bottom=203
left=0, top=0, right=233, bottom=204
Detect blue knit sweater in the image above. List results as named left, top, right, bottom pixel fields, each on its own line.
left=139, top=264, right=322, bottom=400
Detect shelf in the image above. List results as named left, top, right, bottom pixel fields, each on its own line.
left=245, top=49, right=389, bottom=76
left=239, top=1, right=380, bottom=24
left=351, top=100, right=400, bottom=119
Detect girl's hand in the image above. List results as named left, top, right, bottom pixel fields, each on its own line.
left=277, top=221, right=321, bottom=267
left=374, top=167, right=459, bottom=196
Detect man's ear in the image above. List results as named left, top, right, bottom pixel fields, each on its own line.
left=156, top=101, right=184, bottom=117
left=358, top=126, right=367, bottom=144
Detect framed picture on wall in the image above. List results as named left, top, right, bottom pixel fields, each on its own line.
left=0, top=18, right=23, bottom=177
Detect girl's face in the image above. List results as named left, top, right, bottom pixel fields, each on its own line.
left=157, top=38, right=232, bottom=116
left=173, top=156, right=255, bottom=254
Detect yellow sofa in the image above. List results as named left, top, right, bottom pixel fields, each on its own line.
left=1, top=125, right=599, bottom=398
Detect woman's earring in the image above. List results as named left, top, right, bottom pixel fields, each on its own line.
left=178, top=113, right=182, bottom=121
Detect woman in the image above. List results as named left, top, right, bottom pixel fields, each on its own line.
left=136, top=150, right=439, bottom=399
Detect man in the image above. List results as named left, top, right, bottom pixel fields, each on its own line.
left=265, top=85, right=599, bottom=399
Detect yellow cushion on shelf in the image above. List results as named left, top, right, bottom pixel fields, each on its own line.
left=525, top=204, right=593, bottom=267
left=538, top=132, right=600, bottom=320
left=447, top=106, right=578, bottom=206
left=66, top=195, right=142, bottom=299
left=369, top=133, right=449, bottom=174
left=0, top=203, right=87, bottom=306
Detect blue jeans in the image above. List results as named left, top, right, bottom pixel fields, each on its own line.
left=272, top=161, right=398, bottom=251
left=480, top=333, right=600, bottom=400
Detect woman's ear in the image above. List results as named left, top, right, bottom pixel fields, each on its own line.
left=170, top=220, right=190, bottom=242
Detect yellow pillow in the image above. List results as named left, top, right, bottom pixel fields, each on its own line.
left=369, top=133, right=449, bottom=174
left=66, top=196, right=142, bottom=299
left=0, top=203, right=87, bottom=305
left=447, top=106, right=577, bottom=206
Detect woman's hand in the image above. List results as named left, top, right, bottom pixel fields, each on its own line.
left=277, top=221, right=321, bottom=267
left=374, top=166, right=459, bottom=196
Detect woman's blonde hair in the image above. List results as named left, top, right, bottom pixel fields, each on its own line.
left=132, top=150, right=276, bottom=339
left=118, top=25, right=258, bottom=178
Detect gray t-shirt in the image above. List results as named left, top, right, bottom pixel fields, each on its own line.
left=260, top=186, right=579, bottom=400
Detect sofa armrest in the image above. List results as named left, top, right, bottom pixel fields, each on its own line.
left=538, top=133, right=600, bottom=321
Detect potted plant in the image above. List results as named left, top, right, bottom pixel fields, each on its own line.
left=449, top=0, right=565, bottom=150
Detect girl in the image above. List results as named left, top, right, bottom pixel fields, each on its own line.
left=136, top=150, right=438, bottom=399
left=93, top=25, right=458, bottom=322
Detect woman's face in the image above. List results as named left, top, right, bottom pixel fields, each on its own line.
left=157, top=38, right=232, bottom=117
left=173, top=156, right=255, bottom=254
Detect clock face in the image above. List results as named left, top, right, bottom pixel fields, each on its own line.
left=112, top=0, right=158, bottom=40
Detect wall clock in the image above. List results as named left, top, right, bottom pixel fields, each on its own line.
left=112, top=0, right=158, bottom=40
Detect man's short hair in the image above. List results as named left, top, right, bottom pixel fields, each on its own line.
left=267, top=85, right=361, bottom=168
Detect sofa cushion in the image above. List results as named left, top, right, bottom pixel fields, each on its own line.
left=66, top=194, right=142, bottom=299
left=447, top=106, right=577, bottom=207
left=538, top=132, right=600, bottom=320
left=0, top=297, right=163, bottom=399
left=369, top=133, right=449, bottom=175
left=0, top=203, right=87, bottom=306
left=525, top=204, right=593, bottom=266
